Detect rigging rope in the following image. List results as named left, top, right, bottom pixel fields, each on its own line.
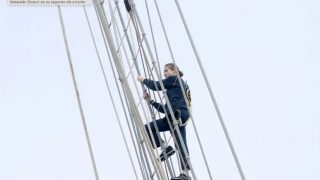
left=173, top=0, right=247, bottom=179
left=82, top=6, right=139, bottom=180
left=150, top=0, right=215, bottom=178
left=125, top=1, right=198, bottom=179
left=123, top=4, right=191, bottom=177
left=143, top=0, right=162, bottom=79
left=113, top=1, right=176, bottom=177
left=93, top=3, right=151, bottom=179
left=120, top=1, right=195, bottom=178
left=58, top=0, right=247, bottom=179
left=57, top=6, right=100, bottom=180
left=92, top=1, right=168, bottom=179
left=112, top=1, right=188, bottom=178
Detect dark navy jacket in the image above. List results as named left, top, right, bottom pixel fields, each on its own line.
left=143, top=75, right=189, bottom=116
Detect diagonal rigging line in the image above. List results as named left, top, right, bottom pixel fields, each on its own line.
left=137, top=0, right=181, bottom=170
left=143, top=0, right=162, bottom=79
left=173, top=0, right=247, bottom=179
left=108, top=1, right=145, bottom=86
left=128, top=18, right=175, bottom=180
left=115, top=20, right=132, bottom=52
left=108, top=2, right=146, bottom=84
left=109, top=0, right=182, bottom=177
left=142, top=58, right=178, bottom=173
left=93, top=2, right=168, bottom=178
left=127, top=1, right=198, bottom=178
left=111, top=0, right=176, bottom=178
left=82, top=6, right=139, bottom=180
left=150, top=0, right=215, bottom=179
left=126, top=53, right=156, bottom=83
left=103, top=2, right=172, bottom=179
left=129, top=10, right=190, bottom=176
left=94, top=6, right=151, bottom=180
left=106, top=3, right=172, bottom=179
left=107, top=0, right=132, bottom=70
left=57, top=6, right=100, bottom=180
left=122, top=2, right=185, bottom=174
left=108, top=1, right=151, bottom=115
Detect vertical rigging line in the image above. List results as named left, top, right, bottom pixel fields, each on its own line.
left=82, top=6, right=139, bottom=180
left=57, top=6, right=100, bottom=180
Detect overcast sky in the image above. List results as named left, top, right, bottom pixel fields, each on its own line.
left=0, top=0, right=319, bottom=180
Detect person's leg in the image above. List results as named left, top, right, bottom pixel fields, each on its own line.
left=175, top=125, right=190, bottom=172
left=144, top=117, right=170, bottom=149
left=172, top=110, right=190, bottom=171
left=171, top=110, right=191, bottom=179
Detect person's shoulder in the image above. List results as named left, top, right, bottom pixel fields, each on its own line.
left=167, top=75, right=176, bottom=78
left=166, top=75, right=177, bottom=80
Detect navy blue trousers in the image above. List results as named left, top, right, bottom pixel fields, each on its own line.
left=144, top=110, right=190, bottom=170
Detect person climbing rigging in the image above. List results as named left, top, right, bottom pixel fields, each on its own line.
left=137, top=63, right=192, bottom=180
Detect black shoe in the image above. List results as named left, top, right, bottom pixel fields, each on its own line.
left=160, top=145, right=175, bottom=161
left=171, top=173, right=191, bottom=180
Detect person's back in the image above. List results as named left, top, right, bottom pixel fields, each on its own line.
left=161, top=75, right=189, bottom=113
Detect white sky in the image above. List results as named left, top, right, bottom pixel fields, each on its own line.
left=0, top=0, right=320, bottom=180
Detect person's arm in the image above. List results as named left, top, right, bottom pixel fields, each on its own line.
left=142, top=76, right=176, bottom=91
left=141, top=90, right=165, bottom=113
left=149, top=100, right=165, bottom=113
